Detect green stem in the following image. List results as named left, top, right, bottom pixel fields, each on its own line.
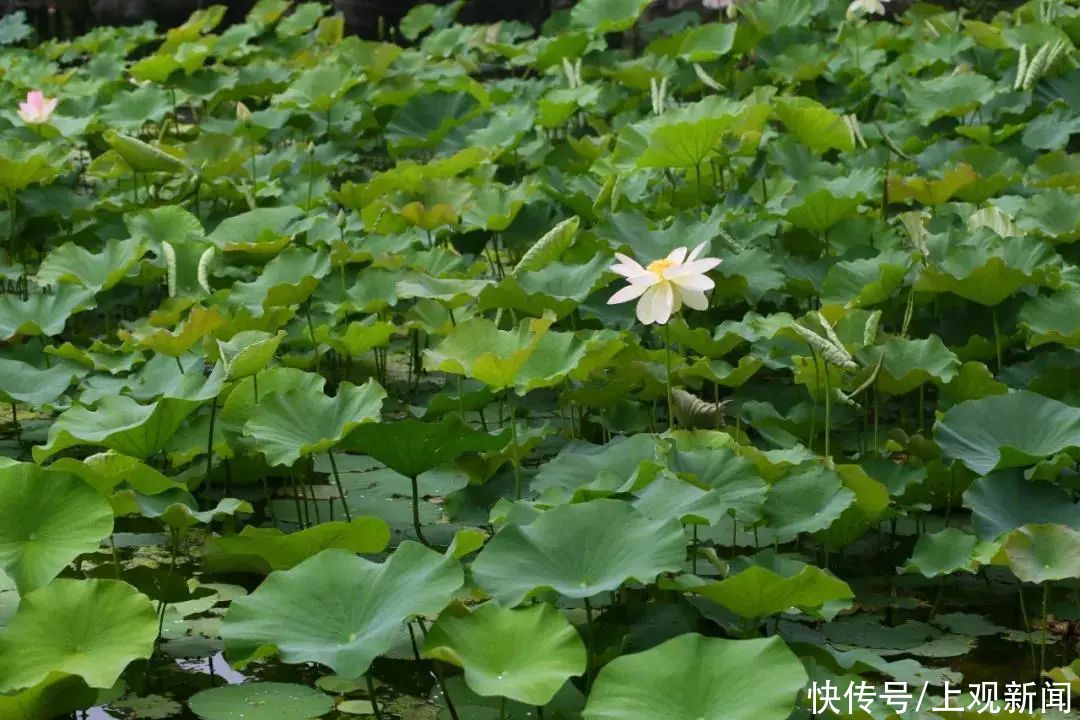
left=823, top=361, right=832, bottom=459
left=1040, top=582, right=1050, bottom=678
left=110, top=535, right=120, bottom=579
left=663, top=323, right=674, bottom=431
left=326, top=451, right=352, bottom=523
left=252, top=371, right=259, bottom=404
left=992, top=305, right=1002, bottom=372
left=583, top=597, right=596, bottom=690
left=500, top=698, right=508, bottom=720
left=304, top=302, right=320, bottom=374
left=508, top=392, right=523, bottom=500
left=366, top=674, right=384, bottom=720
left=1019, top=583, right=1038, bottom=676
left=204, top=399, right=217, bottom=507
left=410, top=475, right=430, bottom=546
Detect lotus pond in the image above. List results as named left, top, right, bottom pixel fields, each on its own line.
left=5, top=0, right=1080, bottom=718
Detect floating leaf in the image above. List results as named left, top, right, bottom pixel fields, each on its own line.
left=188, top=683, right=333, bottom=720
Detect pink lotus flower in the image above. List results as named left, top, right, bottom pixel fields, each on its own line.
left=17, top=91, right=58, bottom=125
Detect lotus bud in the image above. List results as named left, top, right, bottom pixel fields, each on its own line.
left=236, top=101, right=252, bottom=123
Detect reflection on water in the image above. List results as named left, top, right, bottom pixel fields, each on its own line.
left=176, top=652, right=247, bottom=684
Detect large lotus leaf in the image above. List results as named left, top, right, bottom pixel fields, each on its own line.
left=915, top=237, right=1060, bottom=306
left=861, top=335, right=960, bottom=394
left=821, top=251, right=910, bottom=308
left=314, top=320, right=394, bottom=358
left=0, top=286, right=95, bottom=341
left=104, top=130, right=188, bottom=174
left=0, top=673, right=97, bottom=720
left=762, top=466, right=856, bottom=542
left=49, top=451, right=184, bottom=496
left=243, top=380, right=386, bottom=466
left=1015, top=188, right=1080, bottom=241
left=34, top=396, right=201, bottom=463
left=219, top=368, right=327, bottom=434
left=532, top=435, right=662, bottom=497
left=0, top=463, right=113, bottom=594
left=632, top=471, right=750, bottom=527
left=962, top=471, right=1080, bottom=540
left=773, top=96, right=853, bottom=154
left=1001, top=524, right=1080, bottom=584
left=936, top=391, right=1080, bottom=475
left=903, top=73, right=997, bottom=124
left=672, top=556, right=853, bottom=619
left=816, top=464, right=891, bottom=550
left=222, top=544, right=463, bottom=677
left=582, top=634, right=807, bottom=720
left=423, top=602, right=585, bottom=706
left=125, top=205, right=205, bottom=247
left=217, top=330, right=284, bottom=380
left=275, top=62, right=358, bottom=112
left=228, top=247, right=331, bottom=315
left=479, top=257, right=607, bottom=319
left=385, top=91, right=480, bottom=154
left=1019, top=290, right=1080, bottom=347
left=664, top=447, right=768, bottom=522
left=187, top=682, right=334, bottom=720
left=0, top=142, right=63, bottom=191
left=782, top=170, right=878, bottom=232
left=203, top=517, right=391, bottom=574
left=0, top=357, right=84, bottom=407
left=37, top=236, right=149, bottom=292
left=118, top=306, right=228, bottom=357
left=207, top=206, right=305, bottom=255
left=133, top=489, right=253, bottom=529
left=471, top=499, right=685, bottom=606
left=901, top=528, right=996, bottom=578
left=631, top=96, right=745, bottom=169
left=570, top=0, right=649, bottom=32
left=888, top=164, right=978, bottom=206
left=342, top=417, right=509, bottom=479
left=0, top=579, right=158, bottom=691
left=424, top=315, right=551, bottom=392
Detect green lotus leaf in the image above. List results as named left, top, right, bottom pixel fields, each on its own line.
left=861, top=335, right=961, bottom=394
left=385, top=91, right=480, bottom=154
left=243, top=379, right=386, bottom=466
left=104, top=130, right=188, bottom=174
left=203, top=517, right=391, bottom=575
left=0, top=357, right=84, bottom=407
left=582, top=633, right=807, bottom=720
left=118, top=306, right=228, bottom=357
left=782, top=170, right=878, bottom=231
left=0, top=142, right=64, bottom=192
left=570, top=0, right=649, bottom=32
left=188, top=682, right=333, bottom=720
left=903, top=73, right=996, bottom=124
left=343, top=416, right=510, bottom=479
left=275, top=62, right=358, bottom=112
left=532, top=435, right=662, bottom=497
left=672, top=553, right=853, bottom=619
left=512, top=216, right=580, bottom=276
left=276, top=0, right=326, bottom=37
left=915, top=236, right=1060, bottom=306
left=631, top=96, right=746, bottom=169
left=126, top=205, right=205, bottom=247
left=1002, top=524, right=1080, bottom=584
left=219, top=368, right=326, bottom=435
left=888, top=164, right=978, bottom=206
left=0, top=286, right=95, bottom=341
left=37, top=236, right=149, bottom=292
left=821, top=251, right=910, bottom=308
left=471, top=499, right=685, bottom=606
left=816, top=464, right=891, bottom=550
left=1014, top=188, right=1080, bottom=241
left=962, top=471, right=1080, bottom=540
left=222, top=544, right=463, bottom=677
left=0, top=579, right=158, bottom=691
left=1019, top=290, right=1080, bottom=347
left=134, top=489, right=253, bottom=529
left=763, top=466, right=856, bottom=542
left=936, top=391, right=1080, bottom=476
left=423, top=602, right=585, bottom=706
left=46, top=341, right=144, bottom=375
left=664, top=446, right=768, bottom=522
left=0, top=673, right=97, bottom=720
left=479, top=256, right=608, bottom=319
left=461, top=182, right=534, bottom=232
left=424, top=315, right=551, bottom=392
left=217, top=330, right=285, bottom=380
left=49, top=451, right=184, bottom=496
left=229, top=247, right=331, bottom=315
left=314, top=320, right=395, bottom=359
left=633, top=470, right=753, bottom=527
left=34, top=395, right=201, bottom=463
left=207, top=206, right=305, bottom=255
left=901, top=528, right=995, bottom=578
left=0, top=463, right=113, bottom=594
left=773, top=96, right=853, bottom=154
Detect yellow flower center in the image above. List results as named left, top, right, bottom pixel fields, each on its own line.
left=646, top=258, right=676, bottom=277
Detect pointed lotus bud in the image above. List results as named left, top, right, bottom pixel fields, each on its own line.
left=236, top=101, right=252, bottom=123
left=336, top=210, right=347, bottom=229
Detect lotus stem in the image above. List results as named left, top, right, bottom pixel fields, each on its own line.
left=1018, top=583, right=1038, bottom=675
left=204, top=399, right=216, bottom=507
left=365, top=674, right=384, bottom=720
left=252, top=371, right=259, bottom=403
left=304, top=302, right=320, bottom=375
left=1040, top=583, right=1050, bottom=678
left=992, top=305, right=1002, bottom=372
left=583, top=596, right=596, bottom=690
left=823, top=360, right=833, bottom=459
left=663, top=323, right=674, bottom=431
left=110, top=535, right=120, bottom=579
left=326, top=451, right=352, bottom=523
left=499, top=698, right=508, bottom=720
left=508, top=391, right=523, bottom=500
left=410, top=475, right=430, bottom=547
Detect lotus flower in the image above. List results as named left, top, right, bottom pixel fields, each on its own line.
left=847, top=0, right=888, bottom=17
left=608, top=243, right=722, bottom=325
left=17, top=91, right=57, bottom=125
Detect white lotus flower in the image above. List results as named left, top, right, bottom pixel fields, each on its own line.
left=847, top=0, right=888, bottom=18
left=607, top=243, right=722, bottom=325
